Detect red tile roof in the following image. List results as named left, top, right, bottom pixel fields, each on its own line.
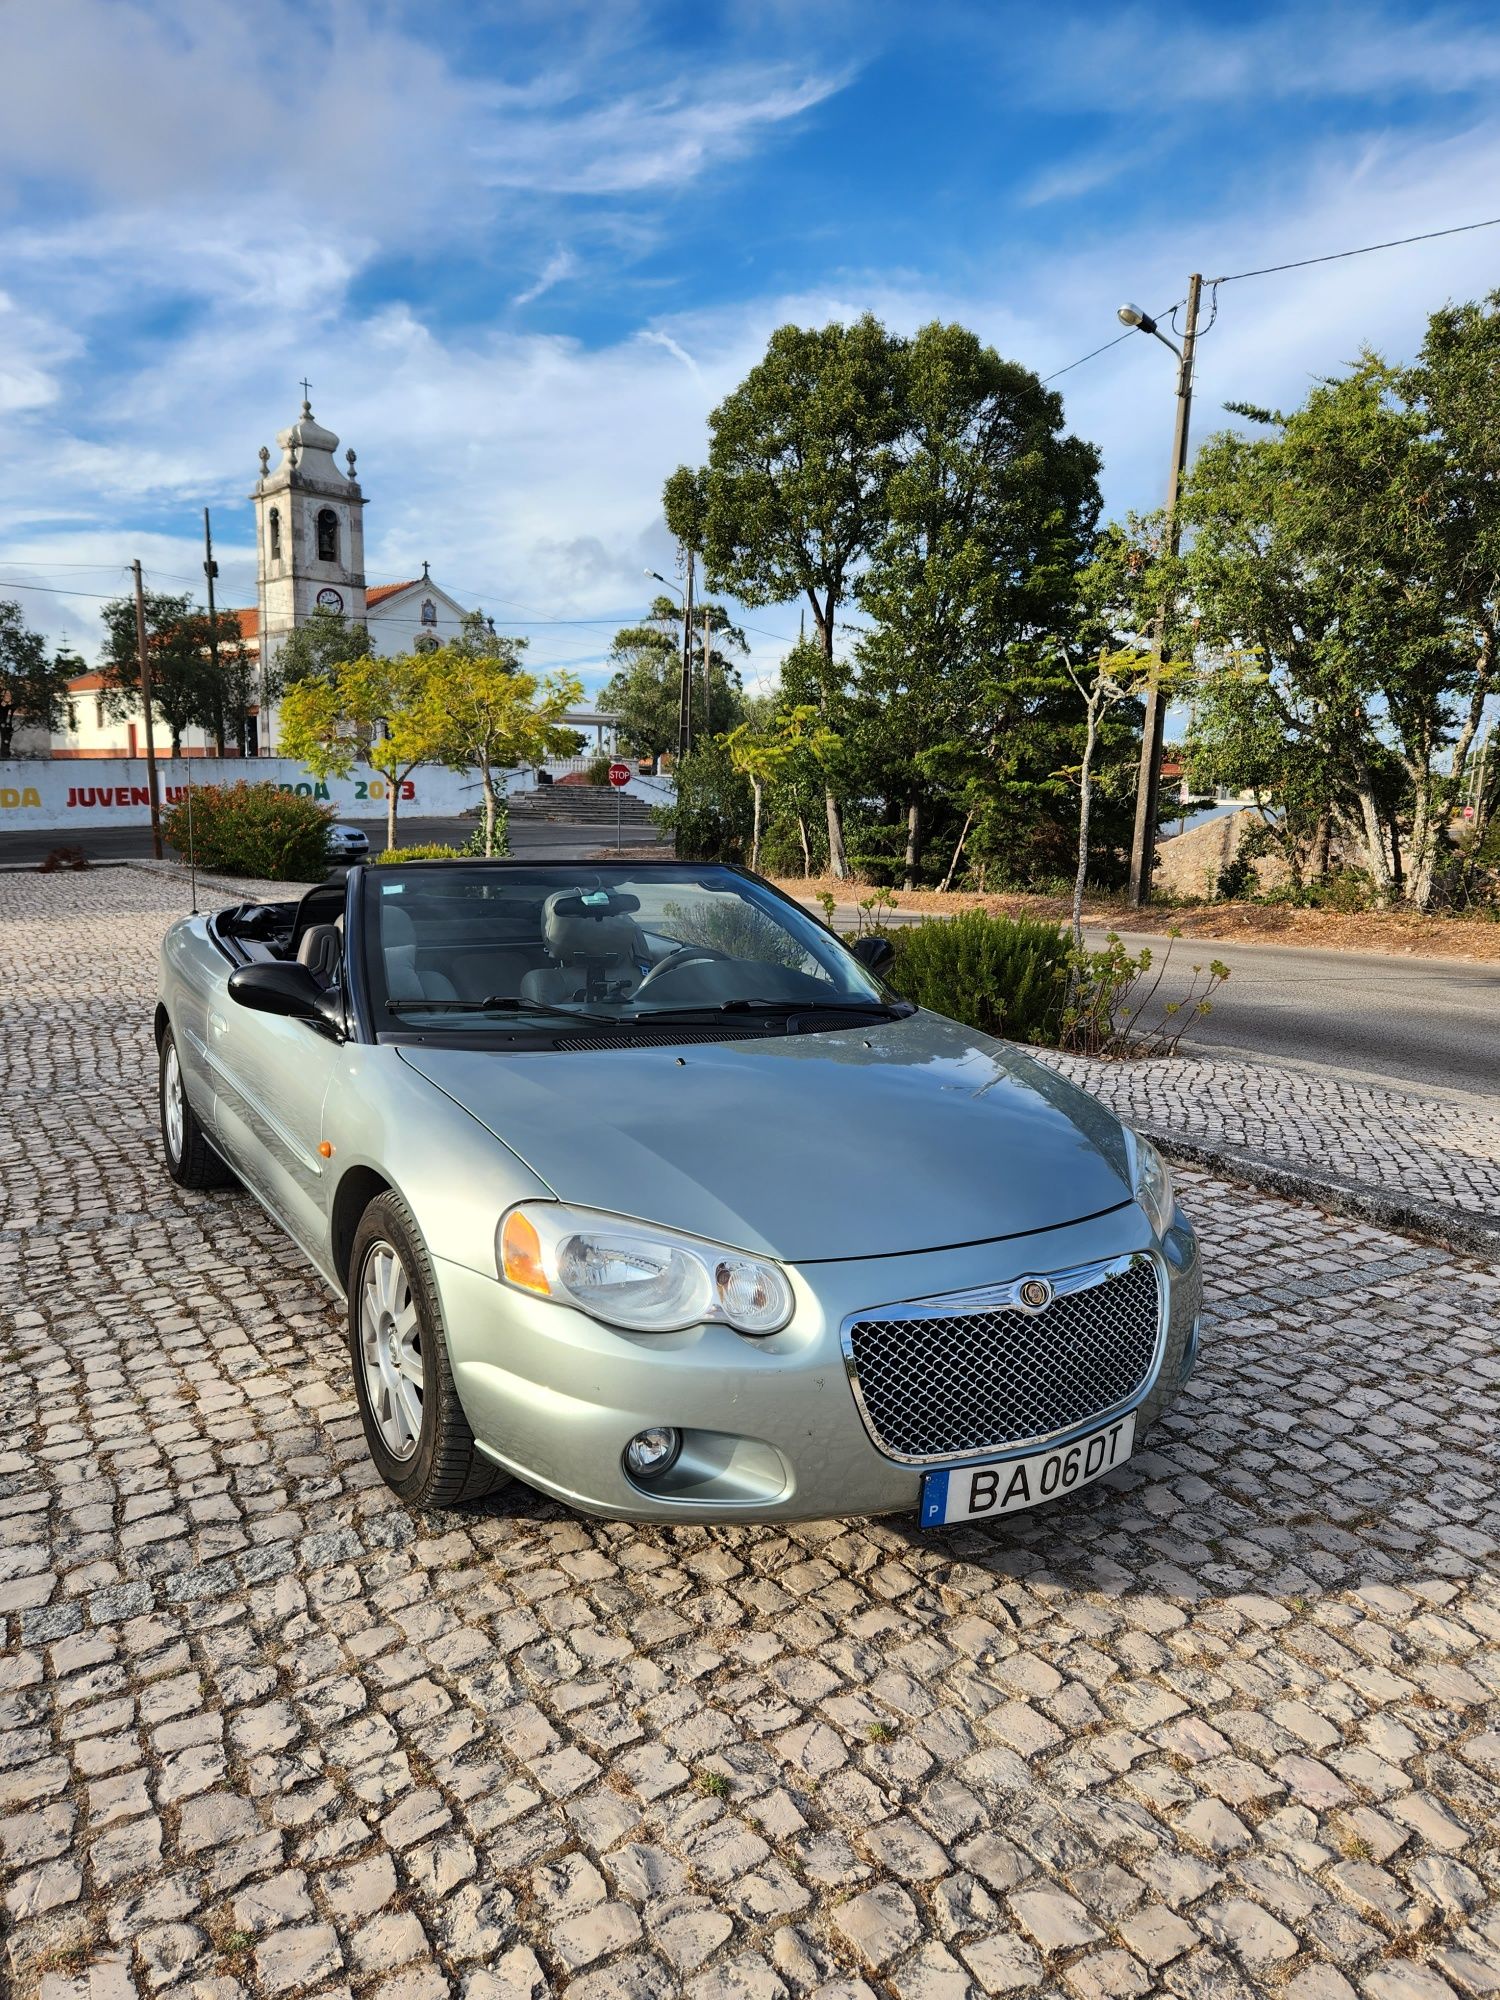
left=66, top=671, right=108, bottom=693
left=368, top=580, right=420, bottom=606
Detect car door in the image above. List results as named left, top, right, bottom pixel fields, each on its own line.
left=208, top=1000, right=342, bottom=1260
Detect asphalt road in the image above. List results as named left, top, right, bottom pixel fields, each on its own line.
left=829, top=904, right=1500, bottom=1097
left=0, top=814, right=667, bottom=866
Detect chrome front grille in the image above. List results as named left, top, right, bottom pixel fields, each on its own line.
left=842, top=1254, right=1162, bottom=1465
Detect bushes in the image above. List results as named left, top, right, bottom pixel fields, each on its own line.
left=883, top=910, right=1070, bottom=1043
left=375, top=844, right=465, bottom=862
left=162, top=781, right=332, bottom=881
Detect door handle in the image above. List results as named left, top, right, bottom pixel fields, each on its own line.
left=209, top=1011, right=227, bottom=1038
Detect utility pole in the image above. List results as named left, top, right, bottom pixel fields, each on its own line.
left=676, top=547, right=695, bottom=764
left=132, top=559, right=164, bottom=860
left=1127, top=271, right=1202, bottom=907
left=702, top=601, right=713, bottom=737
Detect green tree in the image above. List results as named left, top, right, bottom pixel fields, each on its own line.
left=420, top=638, right=582, bottom=855
left=278, top=652, right=448, bottom=852
left=666, top=314, right=907, bottom=877
left=602, top=595, right=746, bottom=763
left=266, top=605, right=373, bottom=699
left=0, top=601, right=80, bottom=758
left=99, top=590, right=216, bottom=757
left=725, top=703, right=837, bottom=873
left=1179, top=355, right=1493, bottom=908
left=854, top=323, right=1102, bottom=888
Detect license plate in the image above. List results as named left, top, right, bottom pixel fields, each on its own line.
left=920, top=1412, right=1136, bottom=1528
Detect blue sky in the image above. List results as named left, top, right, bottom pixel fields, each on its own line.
left=5, top=0, right=1500, bottom=699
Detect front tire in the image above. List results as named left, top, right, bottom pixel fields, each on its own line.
left=159, top=1027, right=234, bottom=1189
left=348, top=1192, right=501, bottom=1509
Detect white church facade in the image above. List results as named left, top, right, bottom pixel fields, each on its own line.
left=54, top=395, right=616, bottom=760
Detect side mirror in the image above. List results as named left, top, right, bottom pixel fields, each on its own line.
left=227, top=961, right=344, bottom=1036
left=848, top=934, right=896, bottom=977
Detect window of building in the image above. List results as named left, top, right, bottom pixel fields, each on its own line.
left=421, top=598, right=437, bottom=625
left=415, top=633, right=439, bottom=653
left=269, top=507, right=282, bottom=562
left=94, top=699, right=104, bottom=728
left=66, top=703, right=77, bottom=731
left=317, top=509, right=340, bottom=563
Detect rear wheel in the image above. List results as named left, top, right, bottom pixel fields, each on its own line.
left=159, top=1027, right=234, bottom=1189
left=349, top=1191, right=502, bottom=1509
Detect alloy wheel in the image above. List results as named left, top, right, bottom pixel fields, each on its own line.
left=359, top=1241, right=424, bottom=1460
left=163, top=1042, right=185, bottom=1162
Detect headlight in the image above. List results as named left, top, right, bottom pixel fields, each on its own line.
left=1124, top=1128, right=1174, bottom=1237
left=497, top=1203, right=793, bottom=1336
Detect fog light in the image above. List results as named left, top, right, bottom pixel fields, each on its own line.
left=624, top=1427, right=681, bottom=1480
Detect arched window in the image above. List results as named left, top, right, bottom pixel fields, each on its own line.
left=415, top=632, right=439, bottom=654
left=317, top=508, right=339, bottom=563
left=268, top=507, right=281, bottom=562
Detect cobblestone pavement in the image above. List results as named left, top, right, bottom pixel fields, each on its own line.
left=4, top=870, right=1500, bottom=2000
left=1037, top=1053, right=1500, bottom=1227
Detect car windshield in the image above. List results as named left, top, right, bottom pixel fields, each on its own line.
left=362, top=863, right=894, bottom=1034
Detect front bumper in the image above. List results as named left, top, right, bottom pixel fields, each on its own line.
left=436, top=1201, right=1202, bottom=1525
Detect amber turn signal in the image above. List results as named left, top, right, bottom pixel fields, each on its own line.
left=500, top=1209, right=550, bottom=1294
left=318, top=1141, right=333, bottom=1158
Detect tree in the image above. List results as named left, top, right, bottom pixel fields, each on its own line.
left=266, top=605, right=373, bottom=700
left=854, top=323, right=1102, bottom=888
left=421, top=637, right=583, bottom=855
left=602, top=595, right=746, bottom=763
left=278, top=652, right=448, bottom=852
left=99, top=590, right=212, bottom=757
left=666, top=315, right=907, bottom=877
left=0, top=601, right=80, bottom=757
left=725, top=703, right=837, bottom=873
left=1179, top=355, right=1495, bottom=908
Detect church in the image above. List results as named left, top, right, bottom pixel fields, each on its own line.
left=56, top=393, right=479, bottom=759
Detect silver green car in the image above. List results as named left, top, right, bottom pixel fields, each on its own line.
left=156, top=860, right=1201, bottom=1527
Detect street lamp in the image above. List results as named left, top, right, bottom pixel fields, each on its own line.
left=1118, top=273, right=1203, bottom=907
left=645, top=563, right=695, bottom=760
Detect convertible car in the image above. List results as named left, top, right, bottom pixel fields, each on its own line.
left=156, top=860, right=1201, bottom=1526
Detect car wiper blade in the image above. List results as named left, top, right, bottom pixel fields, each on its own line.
left=384, top=998, right=626, bottom=1027
left=633, top=998, right=912, bottom=1021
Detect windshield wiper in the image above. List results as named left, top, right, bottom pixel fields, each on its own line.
left=384, top=997, right=626, bottom=1028
left=631, top=998, right=913, bottom=1022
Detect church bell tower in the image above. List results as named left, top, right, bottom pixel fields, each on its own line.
left=252, top=389, right=368, bottom=722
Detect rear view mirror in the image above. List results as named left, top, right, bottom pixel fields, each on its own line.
left=228, top=962, right=344, bottom=1036
left=848, top=934, right=896, bottom=977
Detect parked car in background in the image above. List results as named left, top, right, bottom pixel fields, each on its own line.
left=155, top=860, right=1202, bottom=1527
left=325, top=823, right=370, bottom=861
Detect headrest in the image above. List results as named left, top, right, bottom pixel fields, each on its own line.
left=296, top=924, right=342, bottom=983
left=542, top=887, right=639, bottom=963
left=381, top=903, right=416, bottom=947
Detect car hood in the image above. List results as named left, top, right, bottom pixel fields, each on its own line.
left=396, top=1012, right=1134, bottom=1263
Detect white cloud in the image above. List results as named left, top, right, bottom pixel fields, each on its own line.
left=514, top=249, right=579, bottom=307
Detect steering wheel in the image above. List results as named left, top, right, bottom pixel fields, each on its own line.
left=633, top=945, right=728, bottom=995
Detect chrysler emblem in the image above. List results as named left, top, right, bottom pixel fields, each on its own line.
left=1017, top=1277, right=1053, bottom=1312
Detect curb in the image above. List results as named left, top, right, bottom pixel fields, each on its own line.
left=1144, top=1127, right=1500, bottom=1263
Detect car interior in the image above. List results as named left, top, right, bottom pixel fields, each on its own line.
left=214, top=868, right=858, bottom=1023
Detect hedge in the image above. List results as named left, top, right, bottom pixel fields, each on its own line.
left=161, top=781, right=332, bottom=881
left=882, top=909, right=1070, bottom=1044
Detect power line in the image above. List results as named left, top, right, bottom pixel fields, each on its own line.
left=1041, top=329, right=1133, bottom=384
left=1211, top=213, right=1500, bottom=285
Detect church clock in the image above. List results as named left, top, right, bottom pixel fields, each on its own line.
left=316, top=587, right=345, bottom=612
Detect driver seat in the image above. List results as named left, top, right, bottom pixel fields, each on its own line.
left=520, top=890, right=643, bottom=1004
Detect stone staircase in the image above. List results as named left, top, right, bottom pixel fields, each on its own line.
left=508, top=785, right=660, bottom=828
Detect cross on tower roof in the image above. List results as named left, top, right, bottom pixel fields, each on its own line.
left=299, top=376, right=312, bottom=413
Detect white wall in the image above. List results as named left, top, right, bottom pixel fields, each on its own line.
left=0, top=759, right=669, bottom=830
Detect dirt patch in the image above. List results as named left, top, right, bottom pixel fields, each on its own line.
left=776, top=875, right=1500, bottom=962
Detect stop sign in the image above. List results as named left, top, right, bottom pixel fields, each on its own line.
left=607, top=761, right=631, bottom=789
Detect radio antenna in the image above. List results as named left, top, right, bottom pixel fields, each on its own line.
left=185, top=757, right=198, bottom=915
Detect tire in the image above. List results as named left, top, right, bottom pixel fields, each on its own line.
left=160, top=1026, right=235, bottom=1189
left=348, top=1190, right=502, bottom=1509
